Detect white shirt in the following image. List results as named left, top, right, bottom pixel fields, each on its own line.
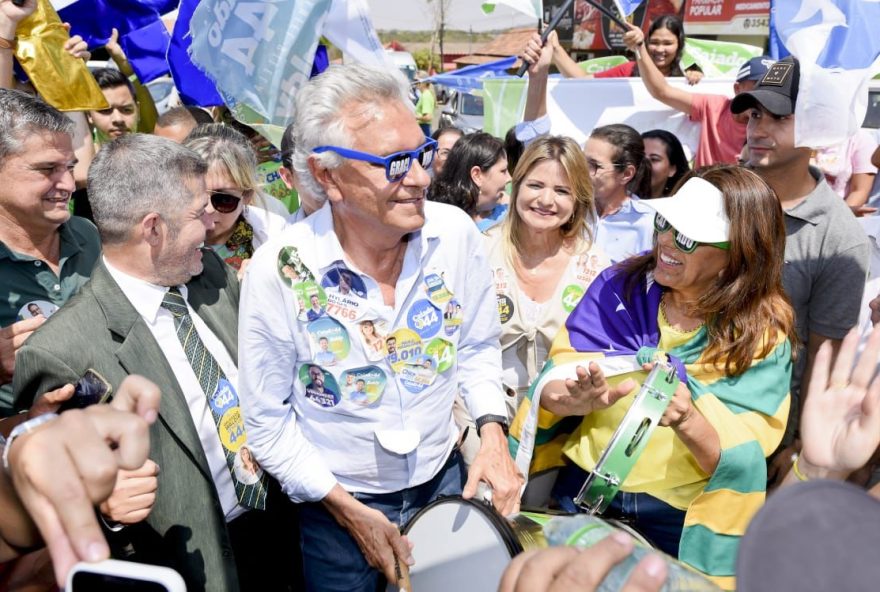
left=238, top=201, right=508, bottom=502
left=104, top=258, right=246, bottom=521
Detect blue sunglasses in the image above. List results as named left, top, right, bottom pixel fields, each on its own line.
left=312, top=138, right=437, bottom=183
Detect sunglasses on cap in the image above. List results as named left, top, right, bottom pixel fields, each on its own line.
left=654, top=214, right=730, bottom=254
left=210, top=191, right=248, bottom=214
left=312, top=138, right=438, bottom=183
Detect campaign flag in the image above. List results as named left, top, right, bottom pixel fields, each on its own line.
left=612, top=0, right=642, bottom=17
left=770, top=0, right=880, bottom=147
left=481, top=0, right=541, bottom=20
left=168, top=0, right=223, bottom=106
left=424, top=56, right=518, bottom=93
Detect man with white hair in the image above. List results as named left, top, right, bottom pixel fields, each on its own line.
left=239, top=64, right=523, bottom=591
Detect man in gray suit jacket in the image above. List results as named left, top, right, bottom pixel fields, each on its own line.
left=12, top=134, right=296, bottom=591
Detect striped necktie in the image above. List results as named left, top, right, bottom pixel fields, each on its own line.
left=161, top=287, right=267, bottom=510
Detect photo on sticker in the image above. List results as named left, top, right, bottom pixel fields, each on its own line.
left=300, top=364, right=340, bottom=408
left=321, top=265, right=367, bottom=298
left=342, top=365, right=387, bottom=407
left=277, top=246, right=312, bottom=287
left=314, top=336, right=338, bottom=366
left=293, top=281, right=328, bottom=322
left=233, top=446, right=262, bottom=485
left=359, top=319, right=386, bottom=355
left=307, top=316, right=351, bottom=362
left=18, top=299, right=58, bottom=321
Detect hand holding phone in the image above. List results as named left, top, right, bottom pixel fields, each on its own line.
left=67, top=559, right=186, bottom=591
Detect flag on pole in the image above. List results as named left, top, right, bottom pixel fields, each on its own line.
left=769, top=0, right=880, bottom=147
left=481, top=0, right=541, bottom=20
left=611, top=0, right=642, bottom=17
left=168, top=0, right=223, bottom=106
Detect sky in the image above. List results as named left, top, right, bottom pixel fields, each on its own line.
left=366, top=0, right=536, bottom=32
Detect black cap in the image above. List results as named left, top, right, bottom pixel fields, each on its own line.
left=730, top=55, right=800, bottom=116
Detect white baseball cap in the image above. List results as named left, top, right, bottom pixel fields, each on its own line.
left=642, top=177, right=729, bottom=244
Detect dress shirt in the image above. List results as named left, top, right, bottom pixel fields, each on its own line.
left=239, top=201, right=508, bottom=502
left=104, top=258, right=246, bottom=521
left=593, top=197, right=655, bottom=264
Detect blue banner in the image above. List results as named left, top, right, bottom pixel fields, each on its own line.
left=424, top=56, right=518, bottom=93
left=168, top=0, right=223, bottom=106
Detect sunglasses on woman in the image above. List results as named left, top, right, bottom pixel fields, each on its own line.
left=312, top=138, right=438, bottom=183
left=210, top=191, right=246, bottom=214
left=654, top=214, right=730, bottom=254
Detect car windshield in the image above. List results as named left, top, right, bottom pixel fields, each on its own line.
left=460, top=93, right=484, bottom=116
left=863, top=89, right=880, bottom=128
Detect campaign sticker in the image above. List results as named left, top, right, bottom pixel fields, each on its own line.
left=219, top=406, right=246, bottom=452
left=357, top=319, right=389, bottom=361
left=424, top=272, right=452, bottom=304
left=341, top=365, right=387, bottom=406
left=576, top=252, right=602, bottom=284
left=320, top=264, right=367, bottom=298
left=425, top=338, right=456, bottom=373
left=406, top=299, right=442, bottom=339
left=442, top=299, right=463, bottom=335
left=493, top=267, right=509, bottom=295
left=277, top=245, right=315, bottom=286
left=325, top=290, right=366, bottom=323
left=562, top=284, right=585, bottom=313
left=294, top=281, right=328, bottom=322
left=398, top=355, right=438, bottom=394
left=307, top=317, right=351, bottom=365
left=299, top=364, right=341, bottom=408
left=497, top=294, right=514, bottom=324
left=233, top=445, right=263, bottom=485
left=384, top=328, right=423, bottom=374
left=17, top=300, right=57, bottom=321
left=209, top=378, right=239, bottom=415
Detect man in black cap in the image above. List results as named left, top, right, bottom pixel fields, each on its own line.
left=730, top=56, right=870, bottom=482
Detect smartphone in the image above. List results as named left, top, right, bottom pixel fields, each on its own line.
left=58, top=369, right=113, bottom=413
left=67, top=560, right=186, bottom=592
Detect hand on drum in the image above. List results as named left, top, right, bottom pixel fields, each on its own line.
left=498, top=531, right=667, bottom=592
left=541, top=362, right=637, bottom=417
left=463, top=423, right=524, bottom=516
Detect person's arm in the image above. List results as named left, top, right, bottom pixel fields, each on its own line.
left=1, top=375, right=159, bottom=587
left=549, top=32, right=590, bottom=79
left=521, top=31, right=553, bottom=122
left=658, top=380, right=720, bottom=474
left=845, top=172, right=876, bottom=209
left=873, top=145, right=880, bottom=169
left=0, top=0, right=35, bottom=89
left=104, top=27, right=158, bottom=133
left=779, top=328, right=880, bottom=488
left=622, top=23, right=694, bottom=114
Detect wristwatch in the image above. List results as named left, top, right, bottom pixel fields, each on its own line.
left=475, top=414, right=509, bottom=437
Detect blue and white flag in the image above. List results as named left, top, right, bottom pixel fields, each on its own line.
left=168, top=0, right=223, bottom=106
left=188, top=0, right=389, bottom=140
left=612, top=0, right=643, bottom=17
left=424, top=56, right=517, bottom=93
left=770, top=0, right=880, bottom=147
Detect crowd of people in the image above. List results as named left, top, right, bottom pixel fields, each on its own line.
left=1, top=1, right=880, bottom=591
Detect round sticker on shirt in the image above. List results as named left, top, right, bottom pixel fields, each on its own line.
left=294, top=281, right=328, bottom=322
left=442, top=299, right=463, bottom=335
left=340, top=366, right=387, bottom=406
left=398, top=354, right=438, bottom=394
left=307, top=317, right=351, bottom=366
left=277, top=246, right=315, bottom=286
left=321, top=265, right=367, bottom=298
left=497, top=294, right=514, bottom=324
left=209, top=378, right=239, bottom=415
left=562, top=284, right=585, bottom=313
left=218, top=406, right=246, bottom=453
left=424, top=272, right=453, bottom=305
left=357, top=319, right=389, bottom=361
left=384, top=328, right=423, bottom=374
left=17, top=300, right=58, bottom=321
left=425, top=338, right=456, bottom=374
left=233, top=445, right=263, bottom=486
left=407, top=299, right=442, bottom=339
left=299, top=364, right=341, bottom=408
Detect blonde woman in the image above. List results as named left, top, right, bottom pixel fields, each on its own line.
left=185, top=124, right=288, bottom=273
left=485, top=135, right=610, bottom=417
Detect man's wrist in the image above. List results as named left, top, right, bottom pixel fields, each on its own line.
left=475, top=414, right=509, bottom=437
left=3, top=413, right=59, bottom=472
left=796, top=452, right=850, bottom=481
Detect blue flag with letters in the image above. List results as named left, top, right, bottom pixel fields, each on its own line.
left=769, top=0, right=880, bottom=147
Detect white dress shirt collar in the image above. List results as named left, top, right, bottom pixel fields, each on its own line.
left=103, top=257, right=188, bottom=323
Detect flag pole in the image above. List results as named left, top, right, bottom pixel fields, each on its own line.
left=516, top=0, right=574, bottom=77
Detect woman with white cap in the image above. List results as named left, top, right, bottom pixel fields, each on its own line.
left=509, top=166, right=796, bottom=589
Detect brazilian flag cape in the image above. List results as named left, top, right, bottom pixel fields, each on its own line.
left=509, top=266, right=791, bottom=590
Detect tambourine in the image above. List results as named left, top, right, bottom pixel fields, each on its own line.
left=574, top=360, right=680, bottom=514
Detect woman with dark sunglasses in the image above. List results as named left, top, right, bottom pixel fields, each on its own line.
left=185, top=124, right=288, bottom=273
left=510, top=166, right=796, bottom=587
